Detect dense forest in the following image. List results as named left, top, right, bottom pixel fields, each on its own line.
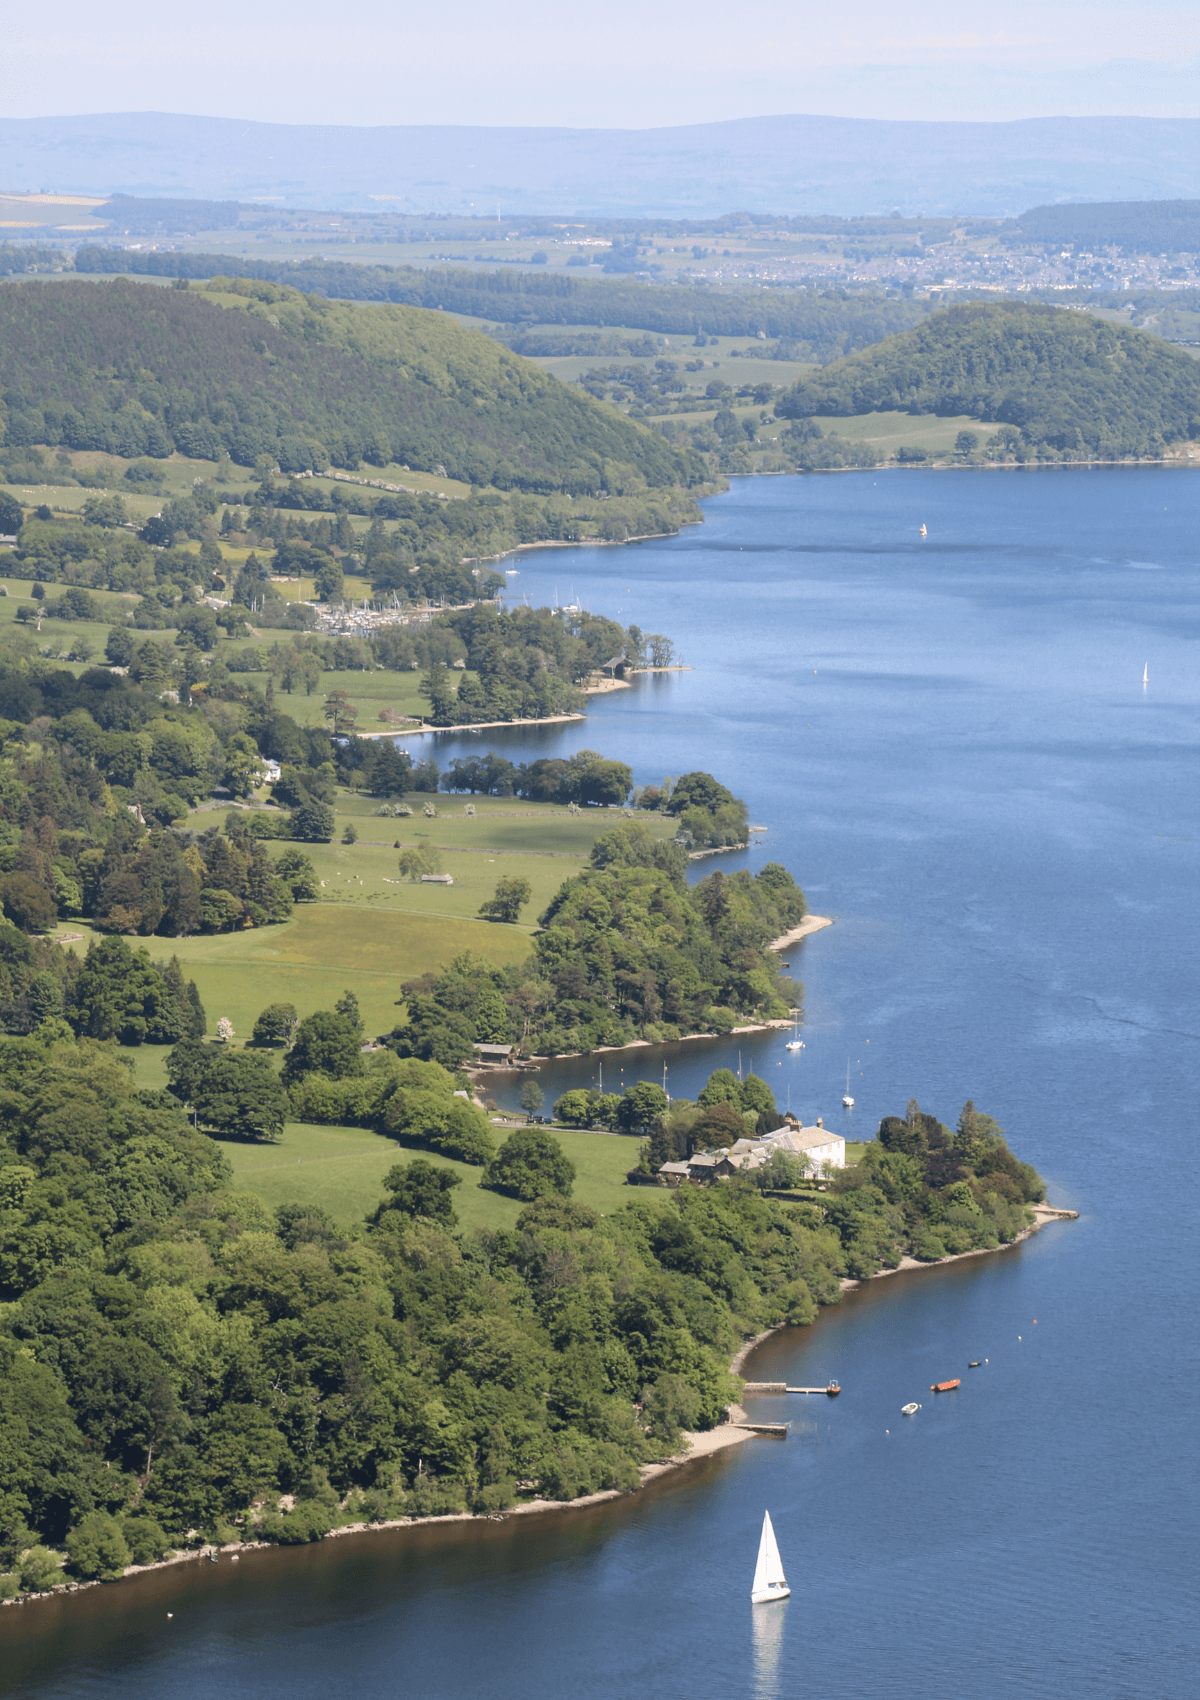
left=71, top=250, right=931, bottom=352
left=0, top=1040, right=1043, bottom=1595
left=0, top=654, right=331, bottom=1021
left=0, top=279, right=700, bottom=494
left=1004, top=199, right=1200, bottom=254
left=777, top=303, right=1200, bottom=458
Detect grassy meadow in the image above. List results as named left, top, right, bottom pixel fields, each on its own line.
left=222, top=1118, right=652, bottom=1232
left=63, top=788, right=683, bottom=1225
left=810, top=410, right=991, bottom=455
left=83, top=786, right=672, bottom=1067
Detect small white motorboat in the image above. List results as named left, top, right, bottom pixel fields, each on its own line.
left=901, top=1402, right=921, bottom=1416
left=750, top=1510, right=790, bottom=1605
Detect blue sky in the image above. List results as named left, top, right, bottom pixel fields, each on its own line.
left=6, top=0, right=1199, bottom=126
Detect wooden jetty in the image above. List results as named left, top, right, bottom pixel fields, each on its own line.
left=738, top=1422, right=790, bottom=1437
left=742, top=1380, right=842, bottom=1398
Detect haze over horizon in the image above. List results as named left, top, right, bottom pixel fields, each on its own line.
left=6, top=0, right=1199, bottom=129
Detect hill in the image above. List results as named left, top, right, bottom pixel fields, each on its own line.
left=0, top=279, right=698, bottom=493
left=775, top=303, right=1200, bottom=459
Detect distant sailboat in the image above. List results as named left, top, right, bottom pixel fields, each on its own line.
left=1143, top=663, right=1148, bottom=688
left=919, top=524, right=928, bottom=538
left=842, top=1060, right=854, bottom=1108
left=750, top=1510, right=790, bottom=1605
left=785, top=1013, right=804, bottom=1052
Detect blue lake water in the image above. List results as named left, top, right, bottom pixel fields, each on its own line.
left=5, top=468, right=1198, bottom=1697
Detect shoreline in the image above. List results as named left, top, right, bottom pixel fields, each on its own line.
left=351, top=667, right=695, bottom=740
left=769, top=914, right=833, bottom=951
left=835, top=1201, right=1079, bottom=1289
left=523, top=1018, right=794, bottom=1064
left=4, top=1203, right=1077, bottom=1609
left=464, top=519, right=706, bottom=566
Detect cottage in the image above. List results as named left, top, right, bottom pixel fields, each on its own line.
left=686, top=1151, right=737, bottom=1182
left=657, top=1160, right=692, bottom=1186
left=420, top=873, right=455, bottom=885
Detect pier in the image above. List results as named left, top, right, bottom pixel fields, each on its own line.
left=742, top=1381, right=842, bottom=1397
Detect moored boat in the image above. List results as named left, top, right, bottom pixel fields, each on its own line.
left=826, top=1380, right=840, bottom=1396
left=931, top=1378, right=961, bottom=1392
left=901, top=1402, right=921, bottom=1416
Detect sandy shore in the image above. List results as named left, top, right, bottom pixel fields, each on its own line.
left=525, top=1017, right=794, bottom=1063
left=769, top=914, right=833, bottom=951
left=356, top=711, right=587, bottom=741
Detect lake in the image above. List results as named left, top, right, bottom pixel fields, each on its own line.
left=4, top=467, right=1197, bottom=1697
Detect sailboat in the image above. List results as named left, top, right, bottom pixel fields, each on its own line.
left=785, top=1013, right=804, bottom=1052
left=751, top=1510, right=790, bottom=1605
left=842, top=1060, right=854, bottom=1108
left=919, top=523, right=928, bottom=538
left=1143, top=663, right=1148, bottom=688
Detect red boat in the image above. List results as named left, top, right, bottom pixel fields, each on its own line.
left=931, top=1379, right=961, bottom=1393
left=826, top=1381, right=841, bottom=1396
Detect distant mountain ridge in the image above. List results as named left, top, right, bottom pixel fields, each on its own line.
left=4, top=112, right=1200, bottom=217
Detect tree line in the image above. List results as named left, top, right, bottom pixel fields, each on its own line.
left=69, top=249, right=932, bottom=347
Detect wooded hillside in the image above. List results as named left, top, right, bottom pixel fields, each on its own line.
left=71, top=250, right=930, bottom=354
left=776, top=303, right=1200, bottom=458
left=0, top=280, right=699, bottom=494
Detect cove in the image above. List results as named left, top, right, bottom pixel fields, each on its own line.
left=3, top=467, right=1197, bottom=1699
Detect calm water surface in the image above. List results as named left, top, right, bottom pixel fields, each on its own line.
left=4, top=469, right=1197, bottom=1698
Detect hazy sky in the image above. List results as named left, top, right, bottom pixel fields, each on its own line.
left=7, top=0, right=1199, bottom=126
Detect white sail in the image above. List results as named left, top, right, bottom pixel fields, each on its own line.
left=751, top=1510, right=790, bottom=1603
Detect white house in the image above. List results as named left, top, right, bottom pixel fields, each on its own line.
left=768, top=1116, right=846, bottom=1174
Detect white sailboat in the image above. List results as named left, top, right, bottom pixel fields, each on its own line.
left=751, top=1510, right=790, bottom=1605
left=842, top=1060, right=854, bottom=1108
left=919, top=523, right=928, bottom=538
left=1143, top=663, right=1148, bottom=687
left=785, top=1013, right=804, bottom=1052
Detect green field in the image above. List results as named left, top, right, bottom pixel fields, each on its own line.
left=72, top=790, right=671, bottom=1088
left=810, top=411, right=990, bottom=454
left=60, top=902, right=532, bottom=1074
left=523, top=329, right=818, bottom=407
left=267, top=666, right=443, bottom=727
left=223, top=1117, right=653, bottom=1231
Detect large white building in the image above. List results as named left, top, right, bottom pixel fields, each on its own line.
left=665, top=1114, right=846, bottom=1185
